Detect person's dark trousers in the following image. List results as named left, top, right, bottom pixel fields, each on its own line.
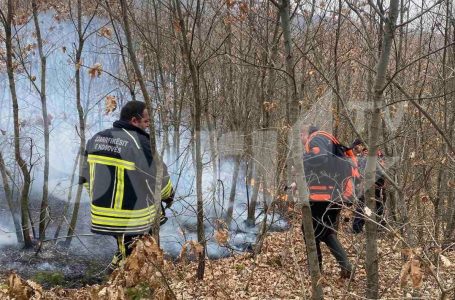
left=352, top=195, right=365, bottom=233
left=303, top=201, right=352, bottom=273
left=375, top=177, right=386, bottom=226
left=353, top=178, right=386, bottom=233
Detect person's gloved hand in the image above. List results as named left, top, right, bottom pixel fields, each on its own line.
left=160, top=201, right=172, bottom=225
left=160, top=214, right=168, bottom=225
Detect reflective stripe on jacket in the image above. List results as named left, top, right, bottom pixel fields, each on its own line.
left=80, top=120, right=174, bottom=235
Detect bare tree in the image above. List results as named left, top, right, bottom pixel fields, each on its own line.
left=31, top=0, right=50, bottom=241
left=65, top=0, right=98, bottom=246
left=174, top=0, right=206, bottom=280
left=0, top=0, right=33, bottom=248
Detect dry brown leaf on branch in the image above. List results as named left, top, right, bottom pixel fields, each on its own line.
left=99, top=27, right=112, bottom=38
left=190, top=240, right=204, bottom=255
left=225, top=0, right=235, bottom=8
left=172, top=19, right=181, bottom=32
left=105, top=95, right=117, bottom=115
left=420, top=195, right=430, bottom=203
left=239, top=2, right=248, bottom=14
left=214, top=229, right=229, bottom=245
left=75, top=59, right=82, bottom=71
left=89, top=63, right=103, bottom=78
left=178, top=243, right=188, bottom=262
left=440, top=254, right=452, bottom=268
left=263, top=101, right=278, bottom=112
left=400, top=261, right=411, bottom=288
left=410, top=259, right=423, bottom=289
left=447, top=179, right=455, bottom=188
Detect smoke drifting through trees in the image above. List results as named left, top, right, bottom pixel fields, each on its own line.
left=0, top=0, right=454, bottom=297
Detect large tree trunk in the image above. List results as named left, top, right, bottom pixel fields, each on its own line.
left=3, top=0, right=33, bottom=248
left=364, top=0, right=399, bottom=298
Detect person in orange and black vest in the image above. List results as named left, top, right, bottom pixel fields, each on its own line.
left=79, top=101, right=174, bottom=271
left=300, top=125, right=357, bottom=278
left=352, top=144, right=387, bottom=233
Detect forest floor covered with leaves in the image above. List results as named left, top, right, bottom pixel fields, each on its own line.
left=1, top=210, right=454, bottom=299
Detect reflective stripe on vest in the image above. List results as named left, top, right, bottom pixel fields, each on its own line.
left=309, top=194, right=332, bottom=201
left=161, top=178, right=173, bottom=199
left=309, top=185, right=334, bottom=191
left=305, top=130, right=340, bottom=153
left=87, top=154, right=135, bottom=170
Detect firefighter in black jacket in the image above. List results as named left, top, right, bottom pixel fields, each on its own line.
left=79, top=101, right=174, bottom=269
left=300, top=125, right=354, bottom=278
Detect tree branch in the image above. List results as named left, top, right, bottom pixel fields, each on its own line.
left=396, top=0, right=444, bottom=28
left=391, top=79, right=455, bottom=157
left=368, top=0, right=386, bottom=22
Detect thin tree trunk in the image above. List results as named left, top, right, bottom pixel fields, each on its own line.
left=364, top=1, right=400, bottom=298
left=226, top=155, right=241, bottom=227
left=119, top=0, right=163, bottom=240
left=291, top=125, right=323, bottom=300
left=0, top=151, right=23, bottom=243
left=32, top=0, right=50, bottom=241
left=332, top=0, right=342, bottom=136
left=175, top=0, right=206, bottom=280
left=65, top=0, right=86, bottom=246
left=277, top=0, right=323, bottom=298
left=247, top=166, right=260, bottom=225
left=54, top=151, right=80, bottom=240
left=119, top=0, right=157, bottom=149
left=3, top=0, right=33, bottom=248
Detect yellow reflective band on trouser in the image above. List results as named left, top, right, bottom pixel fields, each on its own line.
left=83, top=182, right=90, bottom=192
left=91, top=213, right=156, bottom=227
left=114, top=167, right=124, bottom=210
left=87, top=154, right=136, bottom=170
left=117, top=235, right=126, bottom=260
left=89, top=162, right=95, bottom=200
left=161, top=178, right=173, bottom=199
left=91, top=204, right=156, bottom=218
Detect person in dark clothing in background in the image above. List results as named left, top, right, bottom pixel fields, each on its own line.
left=351, top=144, right=387, bottom=233
left=300, top=125, right=355, bottom=278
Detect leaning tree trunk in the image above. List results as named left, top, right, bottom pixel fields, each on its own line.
left=364, top=0, right=400, bottom=298
left=65, top=0, right=85, bottom=246
left=3, top=0, right=33, bottom=248
left=119, top=0, right=163, bottom=240
left=0, top=151, right=23, bottom=243
left=54, top=151, right=79, bottom=241
left=32, top=0, right=50, bottom=241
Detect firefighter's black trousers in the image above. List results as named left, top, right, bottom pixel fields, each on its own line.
left=352, top=178, right=386, bottom=233
left=302, top=201, right=352, bottom=273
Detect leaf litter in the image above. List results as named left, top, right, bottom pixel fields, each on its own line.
left=1, top=210, right=454, bottom=299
